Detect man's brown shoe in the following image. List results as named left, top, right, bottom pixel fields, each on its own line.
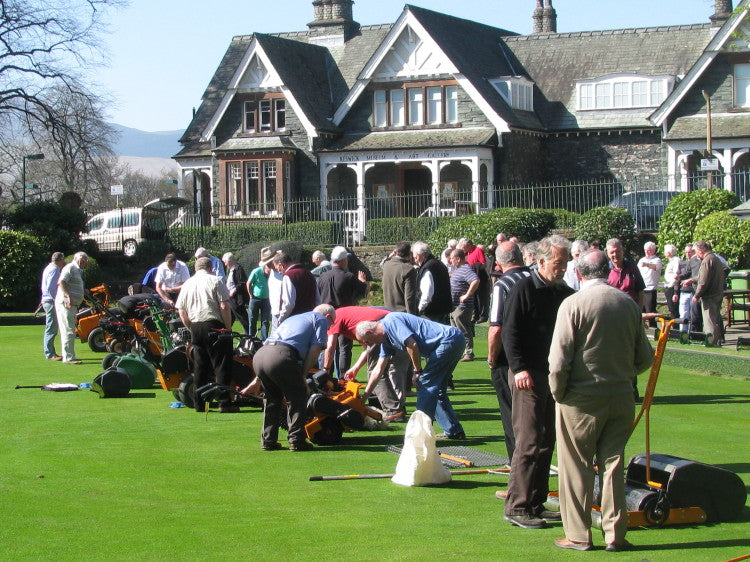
left=555, top=538, right=592, bottom=551
left=495, top=490, right=508, bottom=500
left=47, top=355, right=62, bottom=361
left=63, top=359, right=83, bottom=365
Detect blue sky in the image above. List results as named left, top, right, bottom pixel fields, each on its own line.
left=96, top=0, right=718, bottom=132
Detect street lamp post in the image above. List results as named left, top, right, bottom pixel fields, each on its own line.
left=22, top=153, right=45, bottom=206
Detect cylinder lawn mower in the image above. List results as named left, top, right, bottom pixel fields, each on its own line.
left=303, top=369, right=383, bottom=445
left=74, top=284, right=111, bottom=353
left=173, top=332, right=264, bottom=410
left=549, top=317, right=747, bottom=529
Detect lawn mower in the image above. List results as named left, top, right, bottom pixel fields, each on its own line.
left=75, top=284, right=111, bottom=352
left=173, top=332, right=263, bottom=410
left=557, top=317, right=747, bottom=529
left=302, top=369, right=383, bottom=445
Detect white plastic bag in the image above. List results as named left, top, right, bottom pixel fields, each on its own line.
left=391, top=410, right=451, bottom=486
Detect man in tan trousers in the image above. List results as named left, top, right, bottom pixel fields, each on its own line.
left=548, top=249, right=653, bottom=552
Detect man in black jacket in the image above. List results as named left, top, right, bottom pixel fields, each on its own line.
left=222, top=252, right=250, bottom=334
left=501, top=235, right=574, bottom=530
left=412, top=241, right=451, bottom=324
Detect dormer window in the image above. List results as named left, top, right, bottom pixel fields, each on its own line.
left=577, top=75, right=671, bottom=110
left=490, top=77, right=534, bottom=111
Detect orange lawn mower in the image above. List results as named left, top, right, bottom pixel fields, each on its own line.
left=74, top=284, right=111, bottom=352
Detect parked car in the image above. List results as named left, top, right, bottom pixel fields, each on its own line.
left=608, top=189, right=679, bottom=231
left=81, top=197, right=190, bottom=257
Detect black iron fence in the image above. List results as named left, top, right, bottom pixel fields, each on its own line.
left=163, top=173, right=750, bottom=247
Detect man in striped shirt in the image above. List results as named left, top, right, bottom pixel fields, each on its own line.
left=488, top=242, right=531, bottom=468
left=449, top=249, right=480, bottom=361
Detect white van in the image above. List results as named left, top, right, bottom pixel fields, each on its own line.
left=81, top=197, right=191, bottom=257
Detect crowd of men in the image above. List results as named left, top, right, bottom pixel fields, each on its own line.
left=40, top=233, right=731, bottom=551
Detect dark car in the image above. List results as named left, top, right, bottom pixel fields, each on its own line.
left=608, top=189, right=679, bottom=231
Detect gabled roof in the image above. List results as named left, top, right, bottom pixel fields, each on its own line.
left=405, top=6, right=545, bottom=131
left=651, top=0, right=750, bottom=127
left=321, top=127, right=496, bottom=152
left=333, top=5, right=540, bottom=132
left=504, top=24, right=712, bottom=131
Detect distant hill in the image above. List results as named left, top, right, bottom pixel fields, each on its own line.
left=110, top=123, right=183, bottom=159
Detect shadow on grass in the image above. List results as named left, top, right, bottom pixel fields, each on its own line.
left=124, top=392, right=157, bottom=398
left=651, top=394, right=750, bottom=405
left=641, top=538, right=750, bottom=551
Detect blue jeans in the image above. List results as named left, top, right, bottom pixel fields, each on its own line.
left=416, top=328, right=465, bottom=436
left=42, top=301, right=58, bottom=358
left=248, top=298, right=271, bottom=340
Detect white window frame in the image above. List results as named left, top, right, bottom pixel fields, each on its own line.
left=426, top=86, right=443, bottom=124
left=408, top=87, right=424, bottom=126
left=390, top=89, right=405, bottom=126
left=373, top=90, right=387, bottom=127
left=736, top=64, right=750, bottom=108
left=446, top=86, right=458, bottom=123
left=577, top=75, right=671, bottom=110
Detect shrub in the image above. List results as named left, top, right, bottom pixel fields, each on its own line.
left=658, top=188, right=740, bottom=252
left=2, top=201, right=87, bottom=255
left=693, top=211, right=750, bottom=269
left=548, top=208, right=580, bottom=230
left=367, top=217, right=442, bottom=245
left=426, top=208, right=556, bottom=251
left=0, top=230, right=45, bottom=311
left=169, top=221, right=338, bottom=254
left=573, top=207, right=636, bottom=247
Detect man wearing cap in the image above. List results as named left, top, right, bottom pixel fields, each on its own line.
left=274, top=252, right=320, bottom=324
left=176, top=257, right=234, bottom=413
left=194, top=247, right=225, bottom=284
left=247, top=247, right=274, bottom=340
left=40, top=251, right=65, bottom=360
left=55, top=251, right=89, bottom=364
left=317, top=246, right=369, bottom=374
left=155, top=253, right=190, bottom=306
left=246, top=304, right=336, bottom=451
left=222, top=252, right=250, bottom=334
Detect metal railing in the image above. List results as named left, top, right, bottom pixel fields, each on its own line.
left=166, top=173, right=750, bottom=246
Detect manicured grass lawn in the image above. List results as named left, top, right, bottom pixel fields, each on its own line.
left=1, top=323, right=748, bottom=561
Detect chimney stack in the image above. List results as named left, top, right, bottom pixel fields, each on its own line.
left=532, top=0, right=544, bottom=34
left=542, top=0, right=557, bottom=33
left=710, top=0, right=733, bottom=26
left=308, top=0, right=360, bottom=41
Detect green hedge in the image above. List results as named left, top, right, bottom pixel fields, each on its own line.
left=366, top=217, right=443, bottom=245
left=0, top=230, right=45, bottom=311
left=658, top=188, right=739, bottom=252
left=693, top=210, right=750, bottom=269
left=548, top=208, right=580, bottom=230
left=426, top=208, right=556, bottom=250
left=169, top=221, right=339, bottom=254
left=2, top=201, right=88, bottom=256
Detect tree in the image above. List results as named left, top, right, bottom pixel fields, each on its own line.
left=0, top=0, right=125, bottom=204
left=0, top=0, right=125, bottom=134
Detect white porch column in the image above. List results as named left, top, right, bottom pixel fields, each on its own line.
left=483, top=159, right=494, bottom=209
left=424, top=159, right=440, bottom=215
left=319, top=163, right=333, bottom=219
left=462, top=157, right=481, bottom=213
left=722, top=148, right=733, bottom=192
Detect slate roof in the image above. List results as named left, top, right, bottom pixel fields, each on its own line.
left=321, top=127, right=497, bottom=151
left=214, top=135, right=299, bottom=152
left=665, top=114, right=750, bottom=140
left=504, top=24, right=712, bottom=131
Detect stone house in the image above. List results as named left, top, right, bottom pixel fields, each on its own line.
left=174, top=0, right=750, bottom=235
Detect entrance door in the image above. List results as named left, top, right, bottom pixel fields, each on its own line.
left=402, top=167, right=431, bottom=217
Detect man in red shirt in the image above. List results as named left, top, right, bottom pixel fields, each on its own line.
left=331, top=306, right=409, bottom=421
